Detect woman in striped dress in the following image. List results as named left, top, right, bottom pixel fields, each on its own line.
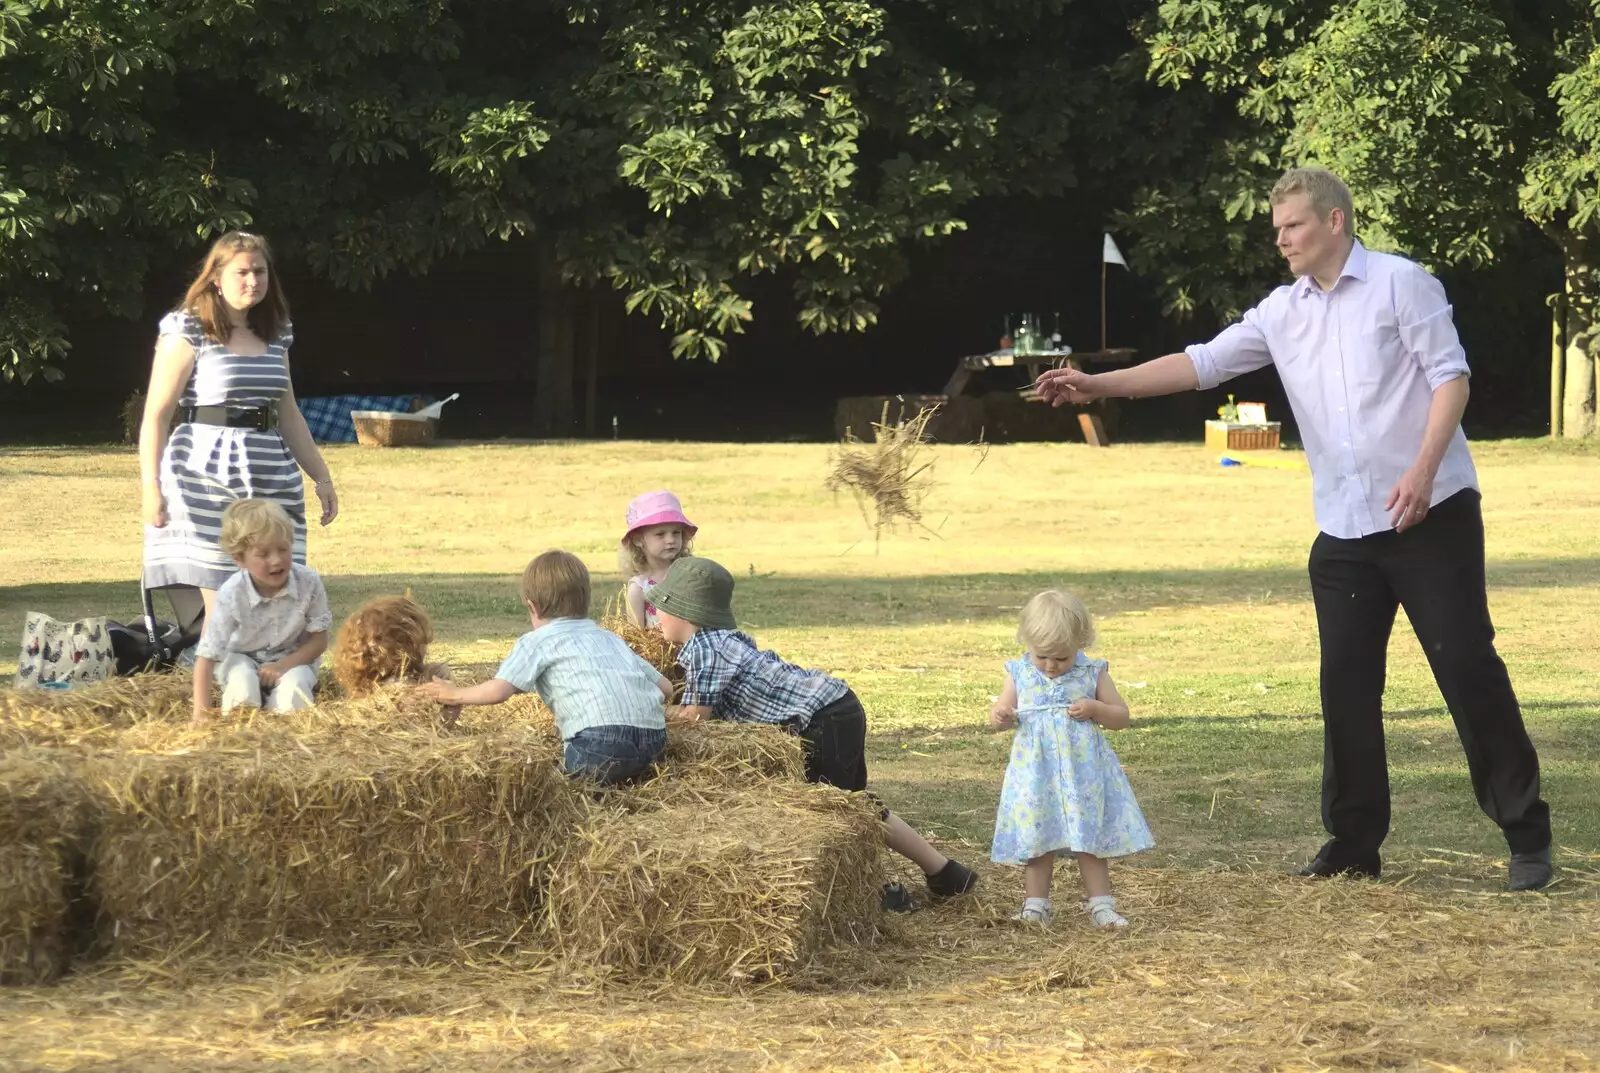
left=139, top=231, right=339, bottom=627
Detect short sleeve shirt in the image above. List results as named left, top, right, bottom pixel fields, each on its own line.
left=495, top=617, right=668, bottom=740
left=196, top=563, right=331, bottom=663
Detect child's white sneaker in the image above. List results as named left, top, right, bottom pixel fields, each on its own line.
left=1012, top=897, right=1053, bottom=925
left=1086, top=895, right=1128, bottom=928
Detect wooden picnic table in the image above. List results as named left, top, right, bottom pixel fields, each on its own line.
left=942, top=347, right=1138, bottom=445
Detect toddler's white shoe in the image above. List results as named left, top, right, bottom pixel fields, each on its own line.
left=1086, top=895, right=1128, bottom=928
left=1012, top=897, right=1053, bottom=925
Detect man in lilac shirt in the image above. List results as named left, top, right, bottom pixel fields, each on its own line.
left=1038, top=167, right=1552, bottom=891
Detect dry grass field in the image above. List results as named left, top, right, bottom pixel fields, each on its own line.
left=1, top=437, right=1596, bottom=1071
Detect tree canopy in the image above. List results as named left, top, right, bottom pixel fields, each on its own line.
left=1, top=0, right=1168, bottom=385
left=1126, top=0, right=1600, bottom=433
left=5, top=0, right=1597, bottom=434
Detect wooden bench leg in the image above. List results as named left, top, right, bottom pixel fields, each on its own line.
left=1078, top=412, right=1110, bottom=447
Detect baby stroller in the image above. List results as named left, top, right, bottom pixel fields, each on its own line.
left=107, top=576, right=203, bottom=675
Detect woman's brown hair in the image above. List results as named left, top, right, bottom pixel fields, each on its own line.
left=179, top=231, right=291, bottom=344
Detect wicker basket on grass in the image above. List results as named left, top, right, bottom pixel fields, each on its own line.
left=351, top=410, right=438, bottom=447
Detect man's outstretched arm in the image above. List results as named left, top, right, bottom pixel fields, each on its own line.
left=1036, top=352, right=1201, bottom=405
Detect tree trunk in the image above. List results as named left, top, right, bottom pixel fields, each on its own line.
left=1567, top=326, right=1599, bottom=438
left=1549, top=292, right=1565, bottom=439
left=535, top=241, right=577, bottom=437
left=1563, top=252, right=1597, bottom=438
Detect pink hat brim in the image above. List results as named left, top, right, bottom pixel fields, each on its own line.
left=623, top=510, right=697, bottom=541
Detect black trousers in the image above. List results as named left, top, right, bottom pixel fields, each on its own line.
left=799, top=689, right=869, bottom=792
left=1308, top=489, right=1551, bottom=860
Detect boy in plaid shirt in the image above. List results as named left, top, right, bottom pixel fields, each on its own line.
left=651, top=557, right=978, bottom=910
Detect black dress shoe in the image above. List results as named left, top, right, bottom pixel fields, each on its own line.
left=1297, top=853, right=1381, bottom=879
left=1508, top=846, right=1553, bottom=891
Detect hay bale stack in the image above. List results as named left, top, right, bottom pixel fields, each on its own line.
left=661, top=721, right=805, bottom=784
left=547, top=784, right=885, bottom=984
left=0, top=752, right=91, bottom=984
left=0, top=674, right=193, bottom=750
left=86, top=727, right=579, bottom=959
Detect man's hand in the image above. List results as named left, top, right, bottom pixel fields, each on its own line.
left=1386, top=465, right=1436, bottom=533
left=1034, top=367, right=1102, bottom=407
left=257, top=661, right=285, bottom=688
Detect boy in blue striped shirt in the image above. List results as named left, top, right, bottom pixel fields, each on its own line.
left=418, top=550, right=669, bottom=785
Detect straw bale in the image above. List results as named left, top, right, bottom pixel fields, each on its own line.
left=0, top=751, right=92, bottom=984
left=548, top=783, right=885, bottom=984
left=660, top=721, right=805, bottom=784
left=0, top=845, right=71, bottom=985
left=86, top=727, right=581, bottom=959
left=0, top=673, right=192, bottom=749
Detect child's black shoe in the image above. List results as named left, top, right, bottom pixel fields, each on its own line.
left=880, top=882, right=918, bottom=913
left=926, top=859, right=978, bottom=899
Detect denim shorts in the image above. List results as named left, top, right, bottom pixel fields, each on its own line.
left=799, top=690, right=869, bottom=792
left=563, top=724, right=668, bottom=786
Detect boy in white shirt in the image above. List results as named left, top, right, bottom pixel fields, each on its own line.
left=192, top=499, right=331, bottom=723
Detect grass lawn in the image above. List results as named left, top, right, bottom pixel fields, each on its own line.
left=1, top=437, right=1597, bottom=1070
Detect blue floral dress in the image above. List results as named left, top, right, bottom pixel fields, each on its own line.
left=990, top=652, right=1154, bottom=864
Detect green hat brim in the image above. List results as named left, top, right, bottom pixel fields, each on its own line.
left=649, top=574, right=737, bottom=631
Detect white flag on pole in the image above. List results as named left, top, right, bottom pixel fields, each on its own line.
left=1102, top=232, right=1128, bottom=268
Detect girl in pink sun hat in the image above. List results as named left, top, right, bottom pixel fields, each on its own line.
left=618, top=490, right=697, bottom=629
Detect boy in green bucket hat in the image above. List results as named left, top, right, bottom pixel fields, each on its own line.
left=651, top=556, right=978, bottom=910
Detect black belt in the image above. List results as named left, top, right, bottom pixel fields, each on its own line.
left=179, top=403, right=279, bottom=431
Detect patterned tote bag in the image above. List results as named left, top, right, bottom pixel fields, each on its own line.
left=16, top=612, right=116, bottom=690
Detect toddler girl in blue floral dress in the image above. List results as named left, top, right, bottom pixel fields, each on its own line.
left=989, top=590, right=1153, bottom=927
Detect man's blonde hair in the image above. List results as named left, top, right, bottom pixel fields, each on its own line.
left=1270, top=167, right=1355, bottom=235
left=1016, top=590, right=1096, bottom=656
left=220, top=498, right=294, bottom=558
left=521, top=550, right=591, bottom=620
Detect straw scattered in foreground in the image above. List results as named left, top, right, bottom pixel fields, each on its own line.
left=1, top=864, right=1596, bottom=1070
left=547, top=784, right=885, bottom=984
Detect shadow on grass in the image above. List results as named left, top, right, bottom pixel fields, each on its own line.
left=7, top=557, right=1600, bottom=634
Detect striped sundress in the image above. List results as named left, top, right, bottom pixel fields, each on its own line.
left=143, top=311, right=307, bottom=591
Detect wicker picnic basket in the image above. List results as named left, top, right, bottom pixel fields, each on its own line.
left=1204, top=419, right=1281, bottom=452
left=351, top=410, right=438, bottom=447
